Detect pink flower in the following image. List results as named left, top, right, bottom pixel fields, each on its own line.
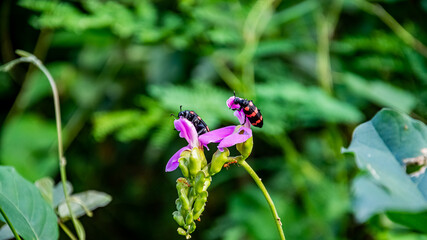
left=165, top=117, right=206, bottom=172
left=198, top=96, right=252, bottom=152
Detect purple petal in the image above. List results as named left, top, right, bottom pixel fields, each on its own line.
left=199, top=126, right=236, bottom=146
left=234, top=110, right=245, bottom=125
left=174, top=117, right=198, bottom=148
left=217, top=126, right=252, bottom=151
left=226, top=96, right=240, bottom=109
left=234, top=110, right=252, bottom=128
left=165, top=146, right=191, bottom=172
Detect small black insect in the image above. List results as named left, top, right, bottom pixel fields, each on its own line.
left=174, top=106, right=210, bottom=136
left=230, top=92, right=263, bottom=128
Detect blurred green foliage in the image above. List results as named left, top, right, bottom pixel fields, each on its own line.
left=1, top=0, right=427, bottom=239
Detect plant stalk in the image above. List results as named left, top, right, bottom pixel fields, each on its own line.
left=0, top=206, right=22, bottom=240
left=7, top=51, right=81, bottom=239
left=239, top=160, right=286, bottom=240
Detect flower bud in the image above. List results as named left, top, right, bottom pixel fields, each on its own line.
left=236, top=136, right=253, bottom=160
left=193, top=191, right=208, bottom=213
left=179, top=157, right=189, bottom=178
left=185, top=211, right=194, bottom=225
left=194, top=171, right=208, bottom=194
left=202, top=178, right=211, bottom=192
left=177, top=227, right=187, bottom=236
left=175, top=198, right=182, bottom=211
left=179, top=195, right=190, bottom=210
left=193, top=206, right=205, bottom=220
left=173, top=211, right=185, bottom=226
left=209, top=148, right=230, bottom=175
left=189, top=148, right=202, bottom=176
left=176, top=178, right=190, bottom=210
left=189, top=222, right=196, bottom=233
left=176, top=178, right=189, bottom=196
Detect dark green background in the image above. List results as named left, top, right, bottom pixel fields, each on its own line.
left=1, top=0, right=427, bottom=239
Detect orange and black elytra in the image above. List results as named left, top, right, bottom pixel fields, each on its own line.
left=230, top=93, right=263, bottom=128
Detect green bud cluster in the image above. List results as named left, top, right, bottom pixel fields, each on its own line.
left=173, top=147, right=211, bottom=239
left=173, top=137, right=254, bottom=238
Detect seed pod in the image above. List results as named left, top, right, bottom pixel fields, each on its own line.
left=209, top=148, right=230, bottom=175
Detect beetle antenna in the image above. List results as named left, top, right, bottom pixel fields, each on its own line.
left=233, top=90, right=236, bottom=97
left=170, top=113, right=177, bottom=118
left=180, top=105, right=183, bottom=111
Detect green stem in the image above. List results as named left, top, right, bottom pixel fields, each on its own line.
left=239, top=160, right=286, bottom=240
left=1, top=50, right=81, bottom=239
left=29, top=54, right=81, bottom=239
left=0, top=206, right=22, bottom=240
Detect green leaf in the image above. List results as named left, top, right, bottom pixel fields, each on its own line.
left=0, top=166, right=59, bottom=239
left=58, top=190, right=112, bottom=219
left=343, top=109, right=427, bottom=231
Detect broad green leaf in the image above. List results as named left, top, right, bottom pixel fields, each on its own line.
left=0, top=114, right=58, bottom=181
left=342, top=73, right=417, bottom=113
left=343, top=109, right=427, bottom=232
left=0, top=166, right=59, bottom=240
left=58, top=190, right=112, bottom=219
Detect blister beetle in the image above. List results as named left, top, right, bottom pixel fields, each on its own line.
left=230, top=93, right=263, bottom=128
